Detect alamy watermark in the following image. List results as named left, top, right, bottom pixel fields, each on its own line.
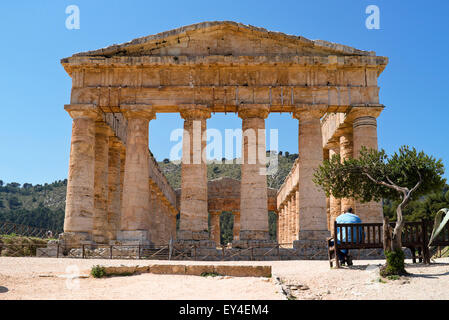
left=65, top=5, right=80, bottom=30
left=365, top=5, right=380, bottom=30
left=169, top=123, right=279, bottom=176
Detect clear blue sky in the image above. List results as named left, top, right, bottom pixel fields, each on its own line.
left=0, top=0, right=448, bottom=185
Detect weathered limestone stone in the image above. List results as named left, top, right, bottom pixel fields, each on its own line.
left=93, top=121, right=112, bottom=243
left=339, top=130, right=355, bottom=212
left=238, top=105, right=270, bottom=241
left=232, top=211, right=240, bottom=241
left=178, top=105, right=211, bottom=242
left=294, top=189, right=300, bottom=241
left=290, top=192, right=297, bottom=243
left=106, top=137, right=122, bottom=241
left=328, top=148, right=341, bottom=233
left=209, top=211, right=221, bottom=246
left=118, top=105, right=155, bottom=244
left=63, top=104, right=99, bottom=243
left=293, top=105, right=330, bottom=243
left=283, top=202, right=289, bottom=244
left=349, top=107, right=384, bottom=223
left=185, top=265, right=215, bottom=276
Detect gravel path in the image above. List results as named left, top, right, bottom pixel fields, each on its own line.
left=0, top=257, right=448, bottom=300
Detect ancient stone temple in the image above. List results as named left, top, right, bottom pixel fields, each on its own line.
left=60, top=21, right=388, bottom=257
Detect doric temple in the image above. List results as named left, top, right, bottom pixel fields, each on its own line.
left=60, top=21, right=388, bottom=256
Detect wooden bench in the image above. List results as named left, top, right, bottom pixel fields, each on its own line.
left=327, top=220, right=433, bottom=268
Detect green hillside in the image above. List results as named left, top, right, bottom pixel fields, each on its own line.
left=0, top=152, right=297, bottom=236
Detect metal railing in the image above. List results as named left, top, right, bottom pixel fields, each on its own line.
left=0, top=221, right=60, bottom=239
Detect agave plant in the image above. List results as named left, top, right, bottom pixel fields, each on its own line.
left=428, top=208, right=449, bottom=247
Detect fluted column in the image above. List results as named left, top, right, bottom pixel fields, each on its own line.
left=349, top=107, right=384, bottom=223
left=339, top=129, right=355, bottom=212
left=63, top=104, right=98, bottom=243
left=277, top=207, right=283, bottom=243
left=118, top=105, right=155, bottom=243
left=232, top=211, right=240, bottom=241
left=294, top=189, right=300, bottom=241
left=209, top=211, right=221, bottom=246
left=328, top=148, right=341, bottom=235
left=293, top=105, right=329, bottom=242
left=106, top=136, right=122, bottom=241
left=283, top=201, right=290, bottom=244
left=148, top=184, right=160, bottom=244
left=92, top=121, right=112, bottom=243
left=290, top=193, right=296, bottom=244
left=238, top=105, right=270, bottom=241
left=178, top=106, right=211, bottom=241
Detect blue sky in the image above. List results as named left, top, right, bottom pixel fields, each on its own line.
left=0, top=0, right=448, bottom=185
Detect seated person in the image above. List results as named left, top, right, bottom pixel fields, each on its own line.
left=335, top=208, right=363, bottom=266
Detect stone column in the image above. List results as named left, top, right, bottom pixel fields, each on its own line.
left=294, top=189, right=300, bottom=241
left=178, top=105, right=211, bottom=243
left=92, top=121, right=112, bottom=243
left=339, top=129, right=355, bottom=212
left=293, top=105, right=330, bottom=247
left=232, top=211, right=240, bottom=241
left=349, top=107, right=384, bottom=223
left=118, top=105, right=156, bottom=244
left=290, top=193, right=296, bottom=245
left=106, top=136, right=122, bottom=242
left=277, top=208, right=282, bottom=243
left=209, top=211, right=221, bottom=247
left=237, top=105, right=270, bottom=244
left=63, top=104, right=98, bottom=244
left=148, top=184, right=160, bottom=244
left=283, top=200, right=290, bottom=244
left=328, top=148, right=341, bottom=235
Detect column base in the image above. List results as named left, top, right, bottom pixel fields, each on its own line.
left=174, top=239, right=217, bottom=249
left=239, top=230, right=270, bottom=241
left=59, top=232, right=93, bottom=247
left=297, top=230, right=331, bottom=241
left=232, top=239, right=276, bottom=249
left=177, top=230, right=210, bottom=241
left=117, top=230, right=151, bottom=245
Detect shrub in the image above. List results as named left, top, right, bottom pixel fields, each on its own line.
left=91, top=265, right=106, bottom=278
left=380, top=250, right=406, bottom=277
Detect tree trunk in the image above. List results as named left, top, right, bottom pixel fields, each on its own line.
left=383, top=216, right=392, bottom=252
left=381, top=202, right=407, bottom=277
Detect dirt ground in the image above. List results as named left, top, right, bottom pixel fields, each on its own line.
left=0, top=257, right=448, bottom=300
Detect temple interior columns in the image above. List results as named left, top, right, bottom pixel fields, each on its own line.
left=106, top=136, right=122, bottom=241
left=209, top=211, right=221, bottom=246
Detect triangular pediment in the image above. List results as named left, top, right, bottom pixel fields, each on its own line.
left=66, top=21, right=376, bottom=60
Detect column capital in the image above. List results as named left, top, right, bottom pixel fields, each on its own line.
left=179, top=105, right=211, bottom=120
left=65, top=104, right=99, bottom=120
left=346, top=105, right=384, bottom=122
left=95, top=121, right=114, bottom=136
left=209, top=210, right=221, bottom=216
left=237, top=104, right=270, bottom=119
left=120, top=104, right=156, bottom=120
left=292, top=104, right=327, bottom=121
left=232, top=210, right=240, bottom=216
left=109, top=136, right=123, bottom=149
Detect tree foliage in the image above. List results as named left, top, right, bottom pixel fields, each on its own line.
left=314, top=146, right=445, bottom=204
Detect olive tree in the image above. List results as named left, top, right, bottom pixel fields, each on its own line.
left=313, top=146, right=445, bottom=275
